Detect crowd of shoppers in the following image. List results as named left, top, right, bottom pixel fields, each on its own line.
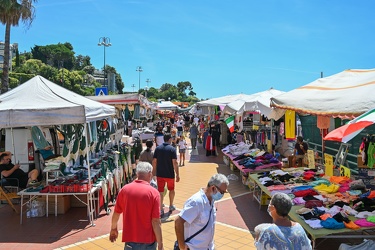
left=109, top=113, right=312, bottom=250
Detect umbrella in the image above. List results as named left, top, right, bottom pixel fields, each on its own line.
left=324, top=121, right=373, bottom=143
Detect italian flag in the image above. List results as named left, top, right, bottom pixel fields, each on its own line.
left=225, top=116, right=235, bottom=133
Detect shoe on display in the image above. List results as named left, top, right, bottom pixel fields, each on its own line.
left=28, top=180, right=40, bottom=187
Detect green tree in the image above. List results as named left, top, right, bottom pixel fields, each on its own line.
left=74, top=54, right=91, bottom=70
left=0, top=0, right=38, bottom=93
left=115, top=72, right=124, bottom=94
left=31, top=43, right=75, bottom=69
left=105, top=65, right=124, bottom=93
left=39, top=64, right=58, bottom=80
left=82, top=65, right=95, bottom=75
left=14, top=58, right=43, bottom=74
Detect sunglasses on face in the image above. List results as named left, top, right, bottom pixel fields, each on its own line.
left=214, top=185, right=227, bottom=195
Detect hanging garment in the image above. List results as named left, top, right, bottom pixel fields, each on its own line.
left=317, top=116, right=330, bottom=129
left=279, top=122, right=285, bottom=136
left=367, top=142, right=375, bottom=168
left=206, top=135, right=216, bottom=156
left=285, top=110, right=296, bottom=140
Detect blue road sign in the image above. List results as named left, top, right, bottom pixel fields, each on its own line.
left=95, top=87, right=108, bottom=96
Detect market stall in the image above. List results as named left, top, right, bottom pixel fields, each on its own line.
left=270, top=69, right=375, bottom=119
left=197, top=89, right=285, bottom=149
left=0, top=75, right=117, bottom=225
left=222, top=149, right=281, bottom=174
left=87, top=93, right=155, bottom=121
left=248, top=169, right=375, bottom=249
left=221, top=142, right=282, bottom=185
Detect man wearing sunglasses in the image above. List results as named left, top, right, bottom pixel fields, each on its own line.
left=175, top=173, right=229, bottom=250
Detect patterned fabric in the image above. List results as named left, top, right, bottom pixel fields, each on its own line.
left=255, top=223, right=312, bottom=250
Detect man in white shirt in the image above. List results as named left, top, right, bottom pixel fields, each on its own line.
left=193, top=116, right=199, bottom=126
left=176, top=117, right=184, bottom=137
left=174, top=174, right=229, bottom=250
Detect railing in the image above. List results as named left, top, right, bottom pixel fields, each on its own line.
left=308, top=141, right=359, bottom=174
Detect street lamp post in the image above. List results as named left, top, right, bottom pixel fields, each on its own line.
left=136, top=66, right=143, bottom=92
left=98, top=37, right=111, bottom=87
left=145, top=78, right=151, bottom=98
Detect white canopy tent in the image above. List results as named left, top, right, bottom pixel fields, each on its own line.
left=197, top=89, right=285, bottom=120
left=0, top=75, right=115, bottom=128
left=156, top=101, right=178, bottom=110
left=223, top=88, right=285, bottom=119
left=198, top=93, right=254, bottom=107
left=0, top=75, right=116, bottom=226
left=270, top=69, right=375, bottom=118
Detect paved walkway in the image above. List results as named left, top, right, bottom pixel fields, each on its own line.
left=0, top=138, right=360, bottom=249
left=57, top=144, right=257, bottom=250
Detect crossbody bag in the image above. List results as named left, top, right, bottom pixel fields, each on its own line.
left=174, top=206, right=213, bottom=250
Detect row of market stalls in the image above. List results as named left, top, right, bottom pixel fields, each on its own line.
left=194, top=69, right=375, bottom=171
left=194, top=69, right=375, bottom=249
left=0, top=76, right=189, bottom=224
left=194, top=88, right=286, bottom=153
left=271, top=69, right=375, bottom=170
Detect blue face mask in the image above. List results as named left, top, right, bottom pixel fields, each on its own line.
left=212, top=187, right=224, bottom=201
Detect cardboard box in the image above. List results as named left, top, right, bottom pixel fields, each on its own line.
left=247, top=176, right=255, bottom=190
left=37, top=195, right=70, bottom=214
left=230, top=162, right=239, bottom=172
left=357, top=155, right=366, bottom=168
left=260, top=194, right=271, bottom=205
left=70, top=194, right=88, bottom=208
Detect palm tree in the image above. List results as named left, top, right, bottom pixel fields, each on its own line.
left=0, top=0, right=37, bottom=93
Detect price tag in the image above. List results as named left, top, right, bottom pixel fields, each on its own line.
left=340, top=165, right=351, bottom=178
left=324, top=153, right=333, bottom=176
left=307, top=150, right=315, bottom=169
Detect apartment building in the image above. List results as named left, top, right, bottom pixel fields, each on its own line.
left=0, top=42, right=18, bottom=72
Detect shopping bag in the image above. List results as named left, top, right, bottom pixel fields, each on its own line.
left=303, top=154, right=309, bottom=166
left=173, top=241, right=180, bottom=250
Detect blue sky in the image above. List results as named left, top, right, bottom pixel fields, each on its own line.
left=1, top=0, right=375, bottom=99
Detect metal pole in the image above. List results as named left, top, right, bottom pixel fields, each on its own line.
left=145, top=78, right=150, bottom=98
left=103, top=45, right=106, bottom=86
left=136, top=66, right=143, bottom=92
left=98, top=37, right=111, bottom=87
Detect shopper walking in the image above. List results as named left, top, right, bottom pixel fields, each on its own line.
left=152, top=133, right=180, bottom=219
left=178, top=135, right=187, bottom=166
left=174, top=173, right=229, bottom=250
left=176, top=116, right=184, bottom=137
left=154, top=124, right=164, bottom=147
left=139, top=139, right=154, bottom=165
left=109, top=162, right=164, bottom=250
left=189, top=123, right=199, bottom=150
left=171, top=128, right=178, bottom=148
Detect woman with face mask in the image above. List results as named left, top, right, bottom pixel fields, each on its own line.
left=174, top=173, right=229, bottom=250
left=254, top=193, right=312, bottom=250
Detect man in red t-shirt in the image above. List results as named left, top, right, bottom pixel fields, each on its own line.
left=109, top=162, right=163, bottom=250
